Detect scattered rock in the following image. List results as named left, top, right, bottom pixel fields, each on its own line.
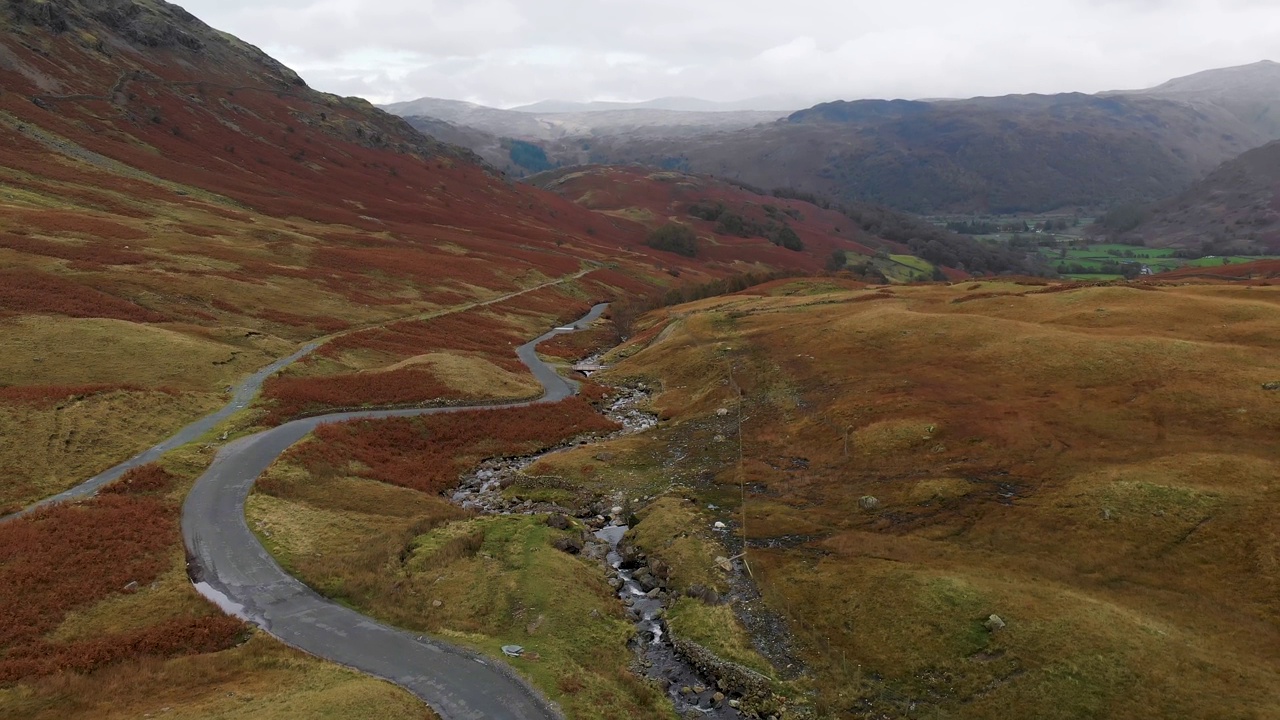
left=713, top=521, right=727, bottom=530
left=633, top=567, right=656, bottom=590
left=985, top=614, right=1007, bottom=632
left=552, top=536, right=583, bottom=555
left=1102, top=508, right=1114, bottom=521
left=501, top=645, right=525, bottom=657
left=686, top=584, right=721, bottom=605
left=546, top=513, right=571, bottom=530
left=859, top=496, right=881, bottom=511
left=123, top=581, right=140, bottom=593
left=716, top=408, right=730, bottom=417
left=432, top=600, right=443, bottom=608
left=593, top=451, right=617, bottom=462
left=712, top=691, right=726, bottom=704
left=713, top=435, right=726, bottom=443
left=1263, top=382, right=1280, bottom=391
left=714, top=556, right=733, bottom=573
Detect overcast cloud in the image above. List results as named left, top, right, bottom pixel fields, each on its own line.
left=175, top=0, right=1280, bottom=107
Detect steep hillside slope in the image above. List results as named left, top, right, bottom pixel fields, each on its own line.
left=526, top=277, right=1280, bottom=718
left=1119, top=59, right=1280, bottom=140
left=532, top=166, right=1047, bottom=278
left=0, top=4, right=835, bottom=715
left=1118, top=141, right=1280, bottom=253
left=567, top=92, right=1264, bottom=214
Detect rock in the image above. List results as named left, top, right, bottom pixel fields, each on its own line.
left=859, top=496, right=881, bottom=511
left=501, top=645, right=525, bottom=657
left=552, top=536, right=583, bottom=555
left=713, top=691, right=726, bottom=704
left=1264, top=382, right=1280, bottom=391
left=123, top=581, right=140, bottom=593
left=611, top=506, right=624, bottom=516
left=686, top=584, right=721, bottom=604
left=694, top=685, right=706, bottom=694
left=715, top=556, right=733, bottom=572
left=432, top=600, right=443, bottom=608
left=593, top=452, right=617, bottom=462
left=681, top=686, right=693, bottom=695
left=713, top=521, right=727, bottom=530
left=608, top=577, right=624, bottom=590
left=646, top=587, right=661, bottom=599
left=716, top=408, right=730, bottom=417
left=633, top=568, right=656, bottom=590
left=985, top=614, right=1007, bottom=632
left=729, top=699, right=741, bottom=709
left=546, top=513, right=571, bottom=530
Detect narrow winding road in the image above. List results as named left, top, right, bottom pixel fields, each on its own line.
left=6, top=270, right=596, bottom=521
left=183, top=304, right=608, bottom=720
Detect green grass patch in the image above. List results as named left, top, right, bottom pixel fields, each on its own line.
left=666, top=598, right=775, bottom=677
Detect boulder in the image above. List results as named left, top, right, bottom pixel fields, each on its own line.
left=985, top=614, right=1007, bottom=632
left=859, top=496, right=881, bottom=511
left=1264, top=382, right=1280, bottom=391
left=546, top=513, right=571, bottom=530
left=686, top=584, right=721, bottom=605
left=123, top=581, right=140, bottom=593
left=552, top=536, right=583, bottom=555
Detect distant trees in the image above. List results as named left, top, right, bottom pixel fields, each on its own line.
left=646, top=223, right=698, bottom=257
left=506, top=140, right=554, bottom=173
left=826, top=250, right=847, bottom=272
left=1097, top=203, right=1152, bottom=234
left=685, top=202, right=804, bottom=252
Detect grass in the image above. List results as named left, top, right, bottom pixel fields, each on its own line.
left=0, top=635, right=435, bottom=720
left=559, top=277, right=1280, bottom=718
left=247, top=454, right=673, bottom=720
left=666, top=598, right=775, bottom=676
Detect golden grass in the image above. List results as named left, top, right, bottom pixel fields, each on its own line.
left=0, top=635, right=435, bottom=720
left=0, top=390, right=221, bottom=509
left=573, top=278, right=1280, bottom=718
left=0, top=316, right=290, bottom=390
left=384, top=352, right=540, bottom=397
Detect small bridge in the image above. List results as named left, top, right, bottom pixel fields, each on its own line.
left=573, top=362, right=608, bottom=374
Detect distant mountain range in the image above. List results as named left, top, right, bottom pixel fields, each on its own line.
left=509, top=95, right=815, bottom=114
left=384, top=61, right=1280, bottom=214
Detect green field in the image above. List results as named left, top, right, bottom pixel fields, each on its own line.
left=1038, top=243, right=1279, bottom=279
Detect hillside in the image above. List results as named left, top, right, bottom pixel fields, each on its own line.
left=531, top=166, right=1046, bottom=278
left=0, top=2, right=846, bottom=716
left=1116, top=141, right=1280, bottom=253
left=516, top=277, right=1280, bottom=718
left=1118, top=60, right=1280, bottom=140
left=566, top=91, right=1267, bottom=214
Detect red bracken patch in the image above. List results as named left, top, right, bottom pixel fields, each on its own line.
left=0, top=269, right=167, bottom=322
left=284, top=398, right=619, bottom=495
left=0, top=488, right=245, bottom=682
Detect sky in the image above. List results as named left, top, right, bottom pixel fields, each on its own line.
left=175, top=0, right=1280, bottom=108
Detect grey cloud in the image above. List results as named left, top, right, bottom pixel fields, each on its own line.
left=174, top=0, right=1280, bottom=106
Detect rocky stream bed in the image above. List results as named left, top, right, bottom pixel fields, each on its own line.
left=447, top=379, right=783, bottom=718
